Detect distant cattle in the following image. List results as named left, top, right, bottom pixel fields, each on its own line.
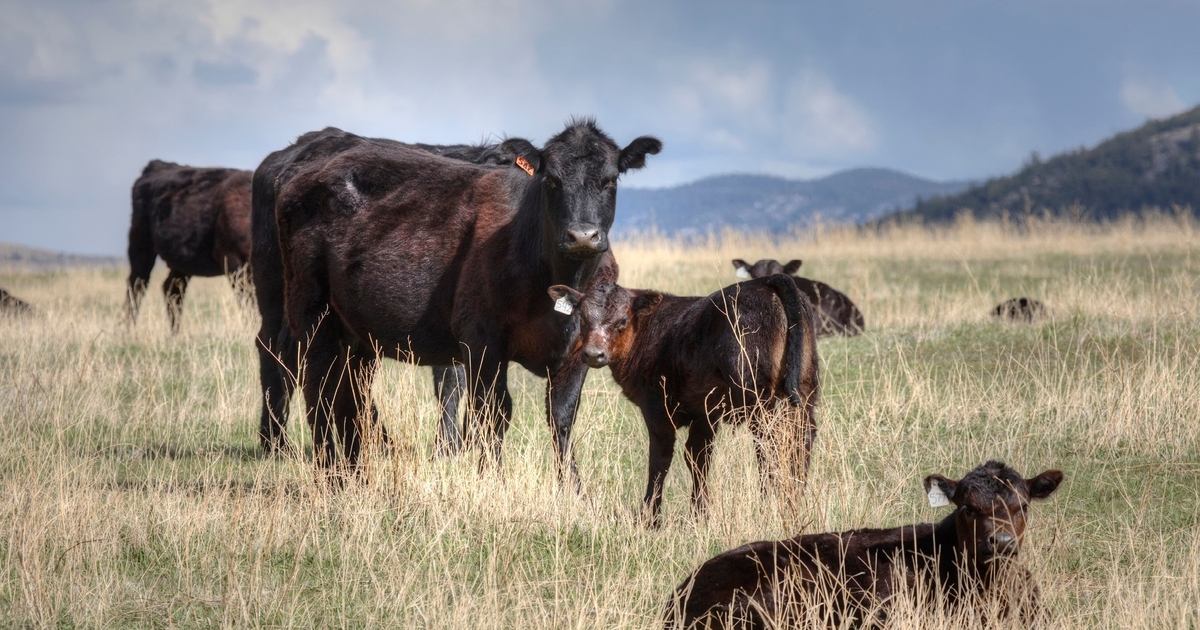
left=127, top=160, right=253, bottom=331
left=732, top=259, right=864, bottom=336
left=666, top=461, right=1063, bottom=629
left=548, top=275, right=819, bottom=524
left=253, top=121, right=660, bottom=480
left=0, top=288, right=34, bottom=317
left=993, top=297, right=1046, bottom=323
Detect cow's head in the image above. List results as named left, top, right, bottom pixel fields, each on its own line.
left=547, top=282, right=662, bottom=368
left=502, top=119, right=661, bottom=259
left=924, top=461, right=1062, bottom=572
left=732, top=258, right=802, bottom=280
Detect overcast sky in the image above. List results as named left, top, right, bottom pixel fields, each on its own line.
left=3, top=0, right=1198, bottom=255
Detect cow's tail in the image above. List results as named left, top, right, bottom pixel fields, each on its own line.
left=764, top=274, right=815, bottom=407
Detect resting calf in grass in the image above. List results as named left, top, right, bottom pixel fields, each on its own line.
left=732, top=258, right=864, bottom=336
left=547, top=275, right=819, bottom=524
left=666, top=461, right=1064, bottom=629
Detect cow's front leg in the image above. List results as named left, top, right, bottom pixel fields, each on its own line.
left=545, top=355, right=589, bottom=492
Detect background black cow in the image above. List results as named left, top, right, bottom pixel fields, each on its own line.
left=732, top=258, right=864, bottom=336
left=127, top=160, right=253, bottom=331
left=254, top=121, right=660, bottom=482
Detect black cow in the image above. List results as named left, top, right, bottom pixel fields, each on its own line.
left=667, top=461, right=1063, bottom=629
left=732, top=258, right=864, bottom=336
left=255, top=120, right=660, bottom=481
left=548, top=275, right=819, bottom=524
left=127, top=160, right=253, bottom=331
left=993, top=297, right=1046, bottom=323
left=0, top=288, right=34, bottom=317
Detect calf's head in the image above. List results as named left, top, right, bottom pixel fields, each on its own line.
left=924, top=461, right=1062, bottom=569
left=547, top=282, right=662, bottom=368
left=501, top=119, right=661, bottom=259
left=732, top=258, right=802, bottom=280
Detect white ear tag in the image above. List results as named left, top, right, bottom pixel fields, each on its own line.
left=735, top=267, right=752, bottom=280
left=554, top=296, right=574, bottom=315
left=927, top=484, right=950, bottom=508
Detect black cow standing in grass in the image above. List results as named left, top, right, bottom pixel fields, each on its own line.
left=732, top=258, right=864, bottom=336
left=548, top=275, right=819, bottom=524
left=253, top=121, right=660, bottom=480
left=252, top=133, right=538, bottom=458
left=127, top=160, right=253, bottom=331
left=666, top=461, right=1063, bottom=629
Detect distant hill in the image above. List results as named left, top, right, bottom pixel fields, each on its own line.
left=0, top=243, right=122, bottom=268
left=891, top=104, right=1200, bottom=223
left=614, top=168, right=968, bottom=236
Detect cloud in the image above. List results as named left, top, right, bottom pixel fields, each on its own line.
left=784, top=67, right=875, bottom=154
left=1120, top=75, right=1185, bottom=119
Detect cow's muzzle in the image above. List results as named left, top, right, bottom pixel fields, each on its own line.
left=560, top=225, right=607, bottom=258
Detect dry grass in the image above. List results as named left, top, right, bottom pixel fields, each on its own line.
left=2, top=215, right=1199, bottom=628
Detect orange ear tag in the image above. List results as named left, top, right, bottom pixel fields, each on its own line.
left=515, top=156, right=535, bottom=176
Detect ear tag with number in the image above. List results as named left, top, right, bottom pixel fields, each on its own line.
left=735, top=267, right=752, bottom=280
left=554, top=296, right=574, bottom=315
left=927, top=484, right=950, bottom=508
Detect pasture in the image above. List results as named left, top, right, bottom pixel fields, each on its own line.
left=3, top=214, right=1199, bottom=628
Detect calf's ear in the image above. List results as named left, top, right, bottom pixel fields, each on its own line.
left=632, top=291, right=663, bottom=317
left=732, top=259, right=752, bottom=279
left=1027, top=470, right=1064, bottom=499
left=783, top=260, right=803, bottom=275
left=547, top=285, right=584, bottom=306
left=923, top=474, right=958, bottom=507
left=618, top=136, right=663, bottom=173
left=499, top=138, right=542, bottom=174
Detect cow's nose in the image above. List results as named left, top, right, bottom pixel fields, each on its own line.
left=566, top=227, right=602, bottom=249
left=584, top=348, right=609, bottom=368
left=988, top=532, right=1017, bottom=555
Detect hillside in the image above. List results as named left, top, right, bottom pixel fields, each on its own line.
left=893, top=104, right=1200, bottom=222
left=0, top=242, right=122, bottom=268
left=614, top=168, right=967, bottom=236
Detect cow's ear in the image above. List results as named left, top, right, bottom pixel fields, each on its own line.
left=632, top=291, right=663, bottom=317
left=783, top=260, right=803, bottom=275
left=499, top=138, right=542, bottom=174
left=732, top=259, right=752, bottom=280
left=1027, top=470, right=1063, bottom=499
left=618, top=136, right=662, bottom=173
left=923, top=474, right=958, bottom=507
left=547, top=285, right=583, bottom=306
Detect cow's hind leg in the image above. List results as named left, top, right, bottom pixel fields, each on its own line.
left=684, top=419, right=717, bottom=518
left=126, top=244, right=156, bottom=326
left=432, top=364, right=465, bottom=456
left=299, top=314, right=377, bottom=483
left=162, top=271, right=189, bottom=333
left=257, top=324, right=297, bottom=453
left=464, top=348, right=512, bottom=471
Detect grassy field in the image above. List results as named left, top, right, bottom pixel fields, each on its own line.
left=2, top=215, right=1199, bottom=628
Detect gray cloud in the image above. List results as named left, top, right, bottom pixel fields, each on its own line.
left=0, top=0, right=1198, bottom=254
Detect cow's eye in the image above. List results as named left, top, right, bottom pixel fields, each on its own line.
left=545, top=176, right=559, bottom=190
left=613, top=318, right=628, bottom=332
left=961, top=505, right=978, bottom=517
left=602, top=178, right=616, bottom=190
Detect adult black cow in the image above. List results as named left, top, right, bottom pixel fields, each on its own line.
left=127, top=160, right=253, bottom=331
left=254, top=120, right=661, bottom=481
left=253, top=134, right=514, bottom=459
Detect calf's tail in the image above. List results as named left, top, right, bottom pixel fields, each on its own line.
left=764, top=274, right=816, bottom=406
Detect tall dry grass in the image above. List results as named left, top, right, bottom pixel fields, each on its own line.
left=2, top=215, right=1198, bottom=628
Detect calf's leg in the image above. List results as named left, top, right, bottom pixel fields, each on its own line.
left=684, top=419, right=717, bottom=517
left=432, top=364, right=465, bottom=456
left=641, top=405, right=679, bottom=526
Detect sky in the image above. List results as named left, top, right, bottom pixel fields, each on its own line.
left=2, top=0, right=1199, bottom=255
